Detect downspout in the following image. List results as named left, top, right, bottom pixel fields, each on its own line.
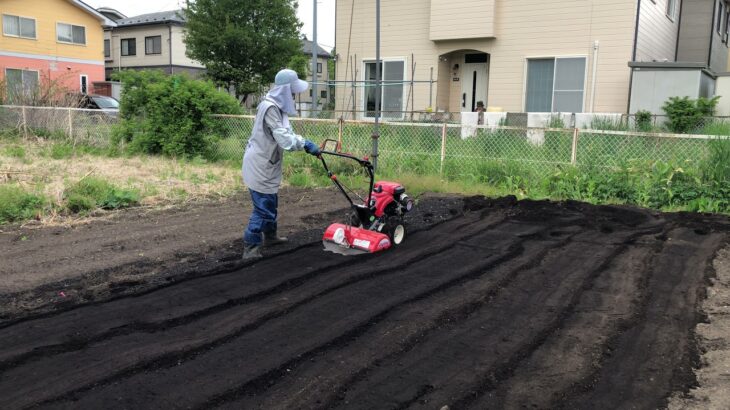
left=627, top=0, right=642, bottom=113
left=590, top=41, right=600, bottom=113
left=674, top=0, right=684, bottom=61
left=169, top=23, right=173, bottom=75
left=709, top=0, right=718, bottom=68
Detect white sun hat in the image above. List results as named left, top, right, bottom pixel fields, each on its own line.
left=275, top=69, right=309, bottom=94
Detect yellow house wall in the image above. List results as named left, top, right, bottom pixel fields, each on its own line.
left=0, top=0, right=104, bottom=62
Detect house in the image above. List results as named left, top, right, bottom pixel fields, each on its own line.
left=0, top=0, right=115, bottom=100
left=102, top=10, right=205, bottom=80
left=334, top=0, right=728, bottom=117
left=299, top=37, right=332, bottom=109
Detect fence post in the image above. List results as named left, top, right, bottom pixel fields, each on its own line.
left=338, top=117, right=343, bottom=148
left=440, top=122, right=447, bottom=176
left=21, top=106, right=28, bottom=138
left=571, top=128, right=579, bottom=165
left=67, top=108, right=73, bottom=139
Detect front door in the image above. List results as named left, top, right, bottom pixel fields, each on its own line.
left=461, top=57, right=489, bottom=112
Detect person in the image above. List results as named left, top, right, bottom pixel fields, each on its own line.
left=241, top=69, right=321, bottom=260
left=475, top=101, right=485, bottom=125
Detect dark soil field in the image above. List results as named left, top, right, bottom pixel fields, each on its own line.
left=1, top=190, right=728, bottom=410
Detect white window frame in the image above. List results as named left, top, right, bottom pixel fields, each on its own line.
left=80, top=74, right=88, bottom=94
left=2, top=14, right=37, bottom=39
left=522, top=55, right=589, bottom=113
left=361, top=57, right=407, bottom=120
left=56, top=22, right=86, bottom=45
left=666, top=0, right=679, bottom=21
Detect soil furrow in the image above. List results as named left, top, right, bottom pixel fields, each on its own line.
left=323, top=226, right=662, bottom=410
left=0, top=212, right=498, bottom=374
left=554, top=227, right=728, bottom=410
left=37, top=225, right=529, bottom=409
left=219, top=228, right=580, bottom=410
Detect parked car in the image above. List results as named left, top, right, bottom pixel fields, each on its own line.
left=66, top=93, right=120, bottom=120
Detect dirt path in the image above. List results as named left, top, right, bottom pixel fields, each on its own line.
left=0, top=197, right=727, bottom=409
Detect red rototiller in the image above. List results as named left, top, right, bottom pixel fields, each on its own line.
left=318, top=140, right=414, bottom=255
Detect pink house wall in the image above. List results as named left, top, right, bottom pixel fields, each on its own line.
left=0, top=55, right=104, bottom=93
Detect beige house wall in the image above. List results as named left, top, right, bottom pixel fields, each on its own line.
left=335, top=0, right=638, bottom=116
left=677, top=0, right=714, bottom=63
left=429, top=0, right=495, bottom=41
left=635, top=0, right=682, bottom=62
left=298, top=55, right=330, bottom=105
left=171, top=26, right=204, bottom=68
left=104, top=25, right=203, bottom=71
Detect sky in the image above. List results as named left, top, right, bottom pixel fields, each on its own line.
left=83, top=0, right=336, bottom=51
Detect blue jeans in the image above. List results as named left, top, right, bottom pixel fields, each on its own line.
left=244, top=189, right=278, bottom=245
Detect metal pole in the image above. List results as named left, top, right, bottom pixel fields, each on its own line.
left=372, top=0, right=381, bottom=170
left=312, top=0, right=318, bottom=114
left=429, top=67, right=434, bottom=109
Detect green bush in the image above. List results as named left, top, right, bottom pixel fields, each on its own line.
left=0, top=185, right=46, bottom=223
left=112, top=70, right=242, bottom=158
left=63, top=177, right=140, bottom=213
left=663, top=96, right=720, bottom=134
left=634, top=110, right=653, bottom=132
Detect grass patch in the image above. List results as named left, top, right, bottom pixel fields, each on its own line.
left=4, top=145, right=25, bottom=159
left=63, top=177, right=140, bottom=213
left=0, top=185, right=47, bottom=224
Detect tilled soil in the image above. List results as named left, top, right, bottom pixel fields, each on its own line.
left=0, top=195, right=728, bottom=409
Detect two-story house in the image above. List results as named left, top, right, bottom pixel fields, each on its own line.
left=0, top=0, right=114, bottom=100
left=299, top=38, right=333, bottom=111
left=102, top=10, right=205, bottom=80
left=335, top=0, right=727, bottom=117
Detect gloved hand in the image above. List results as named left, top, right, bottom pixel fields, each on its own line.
left=304, top=140, right=321, bottom=157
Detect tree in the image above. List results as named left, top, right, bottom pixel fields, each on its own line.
left=184, top=0, right=302, bottom=102
left=288, top=54, right=309, bottom=80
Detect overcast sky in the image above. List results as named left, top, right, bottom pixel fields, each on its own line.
left=84, top=0, right=336, bottom=51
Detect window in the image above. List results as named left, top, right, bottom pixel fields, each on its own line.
left=718, top=1, right=724, bottom=34
left=2, top=14, right=36, bottom=39
left=321, top=90, right=327, bottom=99
left=104, top=39, right=111, bottom=58
left=121, top=38, right=136, bottom=56
left=525, top=57, right=586, bottom=113
left=57, top=23, right=85, bottom=45
left=80, top=75, right=88, bottom=94
left=145, top=36, right=162, bottom=55
left=666, top=0, right=678, bottom=21
left=317, top=62, right=322, bottom=74
left=364, top=60, right=405, bottom=118
left=726, top=10, right=730, bottom=44
left=5, top=68, right=39, bottom=102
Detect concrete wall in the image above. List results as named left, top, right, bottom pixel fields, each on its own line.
left=629, top=68, right=702, bottom=113
left=715, top=74, right=730, bottom=114
left=334, top=0, right=638, bottom=116
left=635, top=0, right=682, bottom=62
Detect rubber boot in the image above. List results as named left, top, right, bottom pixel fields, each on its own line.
left=242, top=242, right=263, bottom=260
left=263, top=230, right=288, bottom=246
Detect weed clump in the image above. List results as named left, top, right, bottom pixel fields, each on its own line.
left=63, top=177, right=140, bottom=213
left=0, top=185, right=46, bottom=223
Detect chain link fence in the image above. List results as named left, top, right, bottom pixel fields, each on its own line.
left=0, top=105, right=725, bottom=180
left=0, top=105, right=116, bottom=147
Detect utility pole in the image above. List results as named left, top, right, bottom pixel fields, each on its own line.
left=311, top=0, right=318, bottom=115
left=372, top=0, right=381, bottom=170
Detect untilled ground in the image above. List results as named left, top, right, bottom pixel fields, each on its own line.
left=0, top=193, right=729, bottom=409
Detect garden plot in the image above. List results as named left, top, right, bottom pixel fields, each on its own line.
left=0, top=195, right=728, bottom=409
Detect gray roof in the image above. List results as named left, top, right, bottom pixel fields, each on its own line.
left=301, top=39, right=331, bottom=58
left=115, top=10, right=185, bottom=27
